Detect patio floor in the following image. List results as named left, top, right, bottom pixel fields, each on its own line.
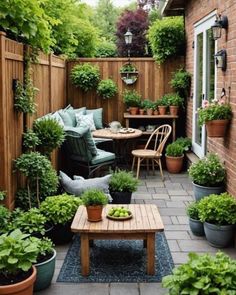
left=36, top=171, right=236, bottom=295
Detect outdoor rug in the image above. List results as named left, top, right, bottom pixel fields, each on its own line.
left=57, top=232, right=174, bottom=283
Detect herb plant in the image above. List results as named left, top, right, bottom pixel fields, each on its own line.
left=166, top=143, right=184, bottom=157
left=188, top=153, right=226, bottom=187
left=170, top=68, right=191, bottom=95
left=14, top=80, right=37, bottom=114
left=142, top=99, right=156, bottom=110
left=123, top=90, right=141, bottom=107
left=175, top=137, right=191, bottom=151
left=97, top=79, right=118, bottom=99
left=81, top=189, right=109, bottom=206
left=198, top=193, right=236, bottom=225
left=164, top=93, right=184, bottom=107
left=40, top=194, right=82, bottom=225
left=162, top=252, right=236, bottom=294
left=109, top=170, right=139, bottom=193
left=186, top=202, right=200, bottom=220
left=70, top=63, right=100, bottom=92
left=30, top=237, right=54, bottom=264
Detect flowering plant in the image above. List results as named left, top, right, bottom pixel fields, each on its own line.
left=198, top=97, right=232, bottom=126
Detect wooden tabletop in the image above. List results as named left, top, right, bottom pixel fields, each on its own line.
left=92, top=128, right=142, bottom=140
left=71, top=204, right=164, bottom=234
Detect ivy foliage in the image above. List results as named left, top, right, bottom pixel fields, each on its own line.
left=148, top=17, right=185, bottom=64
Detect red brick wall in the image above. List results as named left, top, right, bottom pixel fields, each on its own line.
left=184, top=0, right=236, bottom=195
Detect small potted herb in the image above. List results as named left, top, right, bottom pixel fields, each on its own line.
left=198, top=193, right=236, bottom=248
left=188, top=153, right=226, bottom=201
left=123, top=89, right=141, bottom=115
left=81, top=189, right=109, bottom=222
left=40, top=194, right=82, bottom=244
left=165, top=93, right=184, bottom=115
left=142, top=99, right=155, bottom=116
left=97, top=79, right=118, bottom=99
left=165, top=142, right=184, bottom=173
left=186, top=202, right=204, bottom=236
left=109, top=170, right=139, bottom=204
left=163, top=252, right=236, bottom=293
left=157, top=96, right=168, bottom=115
left=174, top=137, right=192, bottom=152
left=139, top=101, right=146, bottom=115
left=0, top=229, right=38, bottom=295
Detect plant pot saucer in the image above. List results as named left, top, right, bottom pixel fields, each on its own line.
left=87, top=218, right=102, bottom=222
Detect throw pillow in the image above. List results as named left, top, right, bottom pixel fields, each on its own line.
left=58, top=110, right=74, bottom=127
left=59, top=171, right=111, bottom=195
left=76, top=113, right=96, bottom=131
left=86, top=108, right=103, bottom=129
left=74, top=107, right=86, bottom=114
left=50, top=111, right=64, bottom=127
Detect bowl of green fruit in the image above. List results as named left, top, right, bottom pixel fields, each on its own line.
left=107, top=206, right=132, bottom=220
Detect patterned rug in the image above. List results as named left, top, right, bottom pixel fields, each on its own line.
left=57, top=232, right=174, bottom=283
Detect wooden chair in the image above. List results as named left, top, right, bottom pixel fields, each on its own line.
left=131, top=124, right=172, bottom=179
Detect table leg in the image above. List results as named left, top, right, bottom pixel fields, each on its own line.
left=81, top=233, right=90, bottom=276
left=172, top=119, right=176, bottom=142
left=147, top=233, right=155, bottom=275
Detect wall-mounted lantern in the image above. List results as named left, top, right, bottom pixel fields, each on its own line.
left=211, top=15, right=228, bottom=41
left=215, top=49, right=227, bottom=71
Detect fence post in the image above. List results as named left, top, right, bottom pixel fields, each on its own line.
left=0, top=32, right=9, bottom=206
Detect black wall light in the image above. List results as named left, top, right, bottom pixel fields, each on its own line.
left=211, top=15, right=228, bottom=40
left=215, top=49, right=227, bottom=71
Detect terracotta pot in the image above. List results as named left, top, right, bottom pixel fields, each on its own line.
left=139, top=109, right=145, bottom=115
left=153, top=109, right=159, bottom=115
left=166, top=154, right=184, bottom=173
left=205, top=119, right=229, bottom=137
left=0, top=266, right=36, bottom=295
left=129, top=107, right=139, bottom=115
left=146, top=108, right=153, bottom=116
left=158, top=106, right=167, bottom=115
left=86, top=205, right=103, bottom=222
left=169, top=106, right=179, bottom=116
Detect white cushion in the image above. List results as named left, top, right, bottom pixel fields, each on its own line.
left=50, top=111, right=65, bottom=127
left=75, top=113, right=96, bottom=131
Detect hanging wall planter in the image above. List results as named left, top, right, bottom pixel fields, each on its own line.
left=120, top=63, right=138, bottom=85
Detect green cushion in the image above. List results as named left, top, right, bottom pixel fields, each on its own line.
left=86, top=108, right=103, bottom=129
left=90, top=149, right=115, bottom=165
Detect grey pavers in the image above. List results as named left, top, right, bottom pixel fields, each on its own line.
left=165, top=231, right=191, bottom=240
left=152, top=193, right=170, bottom=199
left=167, top=240, right=180, bottom=251
left=110, top=283, right=139, bottom=295
left=177, top=216, right=189, bottom=224
left=167, top=189, right=189, bottom=196
left=161, top=216, right=172, bottom=225
left=170, top=216, right=179, bottom=224
left=165, top=224, right=189, bottom=231
left=132, top=193, right=152, bottom=199
left=164, top=182, right=182, bottom=189
left=166, top=201, right=186, bottom=208
left=139, top=283, right=166, bottom=295
left=144, top=199, right=167, bottom=207
left=146, top=181, right=164, bottom=188
left=154, top=187, right=168, bottom=193
left=159, top=207, right=186, bottom=215
left=178, top=240, right=218, bottom=252
left=172, top=252, right=190, bottom=264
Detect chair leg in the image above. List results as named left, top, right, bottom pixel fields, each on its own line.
left=136, top=157, right=141, bottom=179
left=152, top=160, right=155, bottom=175
left=159, top=159, right=164, bottom=181
left=131, top=156, right=136, bottom=172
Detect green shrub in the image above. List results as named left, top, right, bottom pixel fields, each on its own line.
left=175, top=137, right=191, bottom=151
left=142, top=99, right=156, bottom=110
left=23, top=129, right=41, bottom=151
left=164, top=93, right=184, bottom=107
left=95, top=40, right=117, bottom=57
left=170, top=68, right=191, bottom=95
left=158, top=95, right=169, bottom=106
left=70, top=63, right=100, bottom=92
left=166, top=143, right=184, bottom=157
left=97, top=79, right=118, bottom=99
left=188, top=153, right=226, bottom=187
left=109, top=170, right=139, bottom=193
left=123, top=90, right=141, bottom=107
left=33, top=118, right=65, bottom=157
left=198, top=193, right=236, bottom=225
left=148, top=16, right=185, bottom=64
left=81, top=189, right=109, bottom=206
left=186, top=202, right=200, bottom=220
left=162, top=252, right=236, bottom=294
left=40, top=194, right=82, bottom=225
left=0, top=205, right=11, bottom=233
left=0, top=191, right=6, bottom=201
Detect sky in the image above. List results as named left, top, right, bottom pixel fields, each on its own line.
left=82, top=0, right=134, bottom=7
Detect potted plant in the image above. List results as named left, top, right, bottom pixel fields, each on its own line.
left=165, top=142, right=184, bottom=173
left=123, top=89, right=141, bottom=115
left=175, top=137, right=192, bottom=152
left=143, top=99, right=155, bottom=116
left=109, top=170, right=139, bottom=204
left=96, top=79, right=118, bottom=99
left=0, top=229, right=38, bottom=295
left=0, top=205, right=11, bottom=233
left=198, top=98, right=232, bottom=137
left=40, top=193, right=82, bottom=244
left=170, top=68, right=191, bottom=97
left=139, top=101, right=146, bottom=115
left=157, top=96, right=168, bottom=115
left=70, top=63, right=100, bottom=92
left=32, top=237, right=56, bottom=292
left=120, top=63, right=138, bottom=85
left=165, top=93, right=184, bottom=115
left=162, top=252, right=236, bottom=293
left=186, top=202, right=204, bottom=236
left=188, top=153, right=226, bottom=201
left=198, top=193, right=236, bottom=248
left=81, top=189, right=109, bottom=222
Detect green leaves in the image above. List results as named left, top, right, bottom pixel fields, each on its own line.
left=166, top=143, right=184, bottom=157
left=109, top=170, right=139, bottom=193
left=198, top=104, right=232, bottom=126
left=186, top=202, right=201, bottom=220
left=97, top=79, right=118, bottom=99
left=123, top=90, right=142, bottom=107
left=81, top=189, right=109, bottom=206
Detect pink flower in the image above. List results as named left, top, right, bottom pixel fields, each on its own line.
left=219, top=98, right=226, bottom=105
left=202, top=100, right=209, bottom=108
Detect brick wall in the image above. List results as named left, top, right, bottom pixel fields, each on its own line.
left=184, top=0, right=236, bottom=195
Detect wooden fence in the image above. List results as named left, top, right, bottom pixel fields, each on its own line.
left=0, top=32, right=66, bottom=208
left=67, top=57, right=184, bottom=124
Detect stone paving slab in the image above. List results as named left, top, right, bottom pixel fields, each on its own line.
left=139, top=283, right=166, bottom=295
left=110, top=283, right=139, bottom=295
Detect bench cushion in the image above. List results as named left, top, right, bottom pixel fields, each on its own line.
left=90, top=148, right=115, bottom=165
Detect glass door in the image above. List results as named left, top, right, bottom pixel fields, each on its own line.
left=192, top=13, right=216, bottom=157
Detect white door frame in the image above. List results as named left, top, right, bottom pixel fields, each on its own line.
left=192, top=11, right=217, bottom=157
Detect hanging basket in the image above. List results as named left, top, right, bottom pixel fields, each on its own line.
left=205, top=119, right=229, bottom=137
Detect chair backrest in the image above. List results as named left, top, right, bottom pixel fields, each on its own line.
left=145, top=124, right=172, bottom=155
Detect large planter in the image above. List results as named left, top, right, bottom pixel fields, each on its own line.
left=110, top=191, right=132, bottom=204
left=86, top=205, right=103, bottom=222
left=0, top=266, right=36, bottom=295
left=204, top=222, right=234, bottom=248
left=34, top=249, right=56, bottom=292
left=189, top=218, right=205, bottom=236
left=192, top=182, right=225, bottom=201
left=46, top=222, right=73, bottom=245
left=205, top=119, right=229, bottom=137
left=166, top=155, right=184, bottom=173
left=169, top=106, right=179, bottom=116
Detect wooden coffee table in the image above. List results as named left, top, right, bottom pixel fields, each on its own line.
left=71, top=204, right=164, bottom=276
